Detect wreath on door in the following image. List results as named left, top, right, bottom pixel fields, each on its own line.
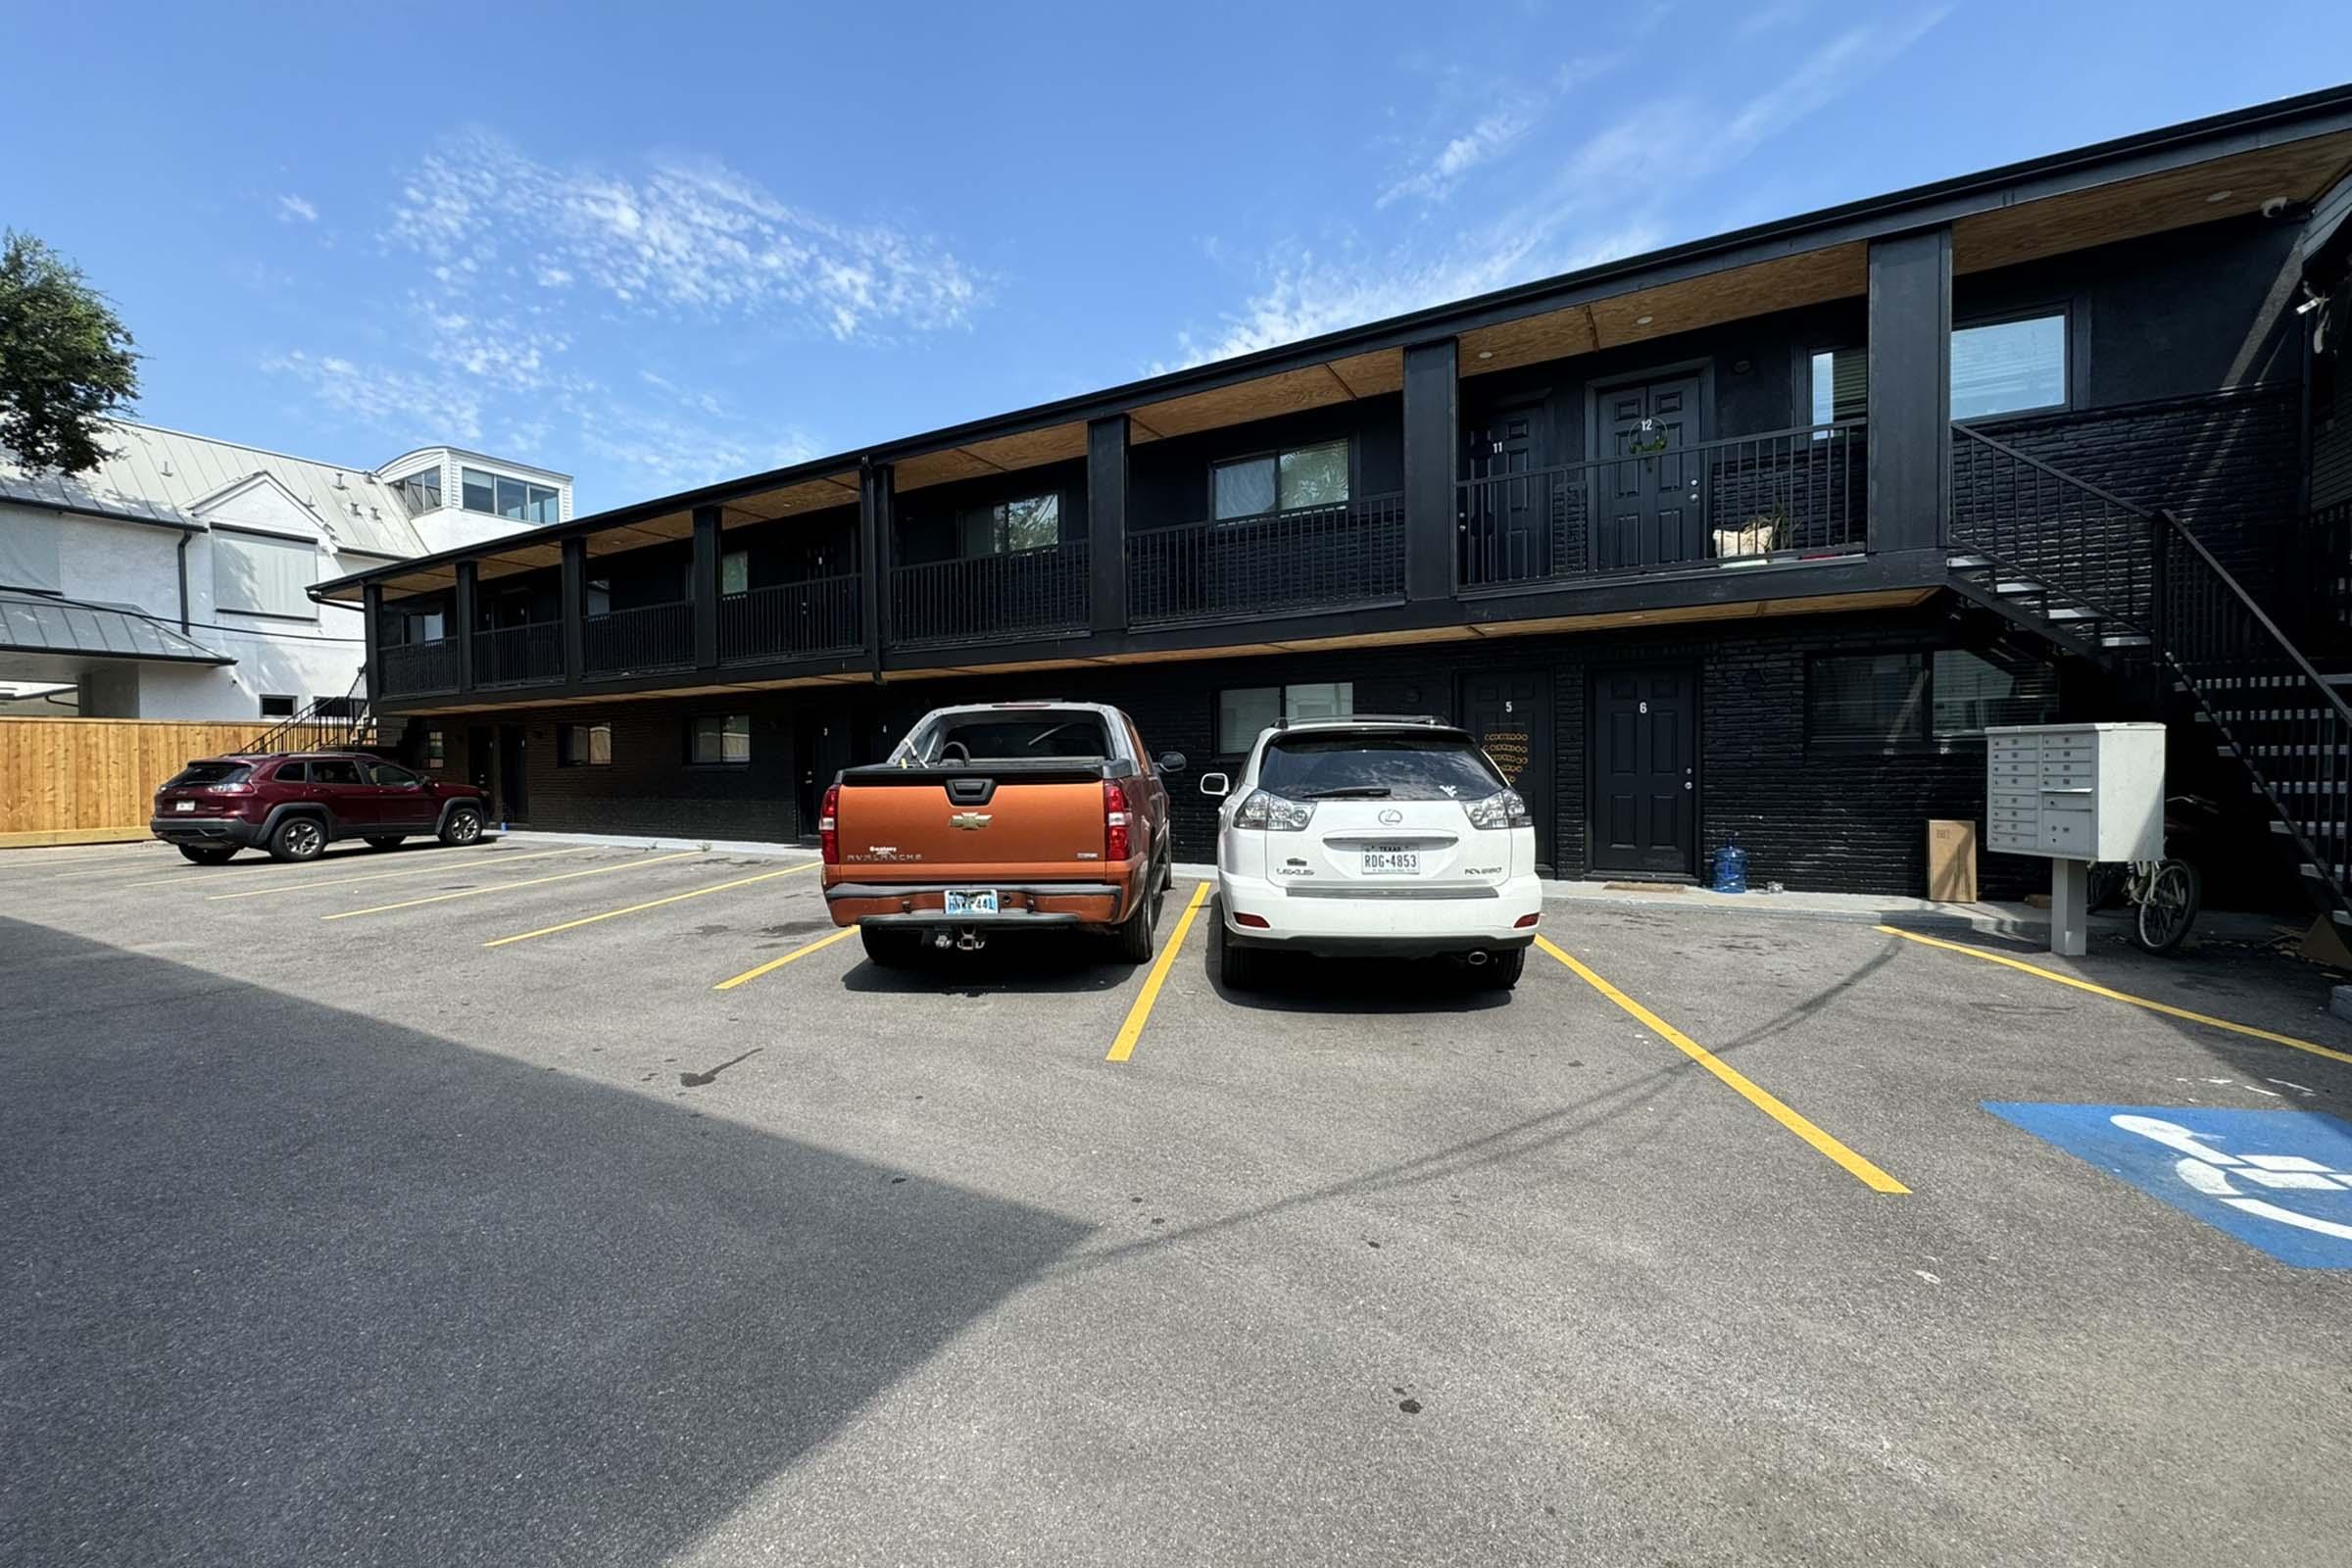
left=1626, top=416, right=1672, bottom=456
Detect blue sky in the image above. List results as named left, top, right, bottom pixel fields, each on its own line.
left=5, top=2, right=2344, bottom=511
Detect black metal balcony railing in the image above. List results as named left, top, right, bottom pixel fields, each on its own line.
left=889, top=540, right=1090, bottom=649
left=1456, top=419, right=1866, bottom=590
left=375, top=637, right=458, bottom=697
left=583, top=600, right=696, bottom=677
left=472, top=621, right=564, bottom=689
left=718, top=573, right=862, bottom=663
left=1128, top=494, right=1405, bottom=627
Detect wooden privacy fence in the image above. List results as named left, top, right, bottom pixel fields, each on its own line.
left=0, top=715, right=283, bottom=847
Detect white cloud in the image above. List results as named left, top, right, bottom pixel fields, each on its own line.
left=1377, top=96, right=1545, bottom=209
left=267, top=350, right=483, bottom=444
left=386, top=131, right=985, bottom=340
left=275, top=194, right=318, bottom=223
left=1174, top=10, right=1946, bottom=368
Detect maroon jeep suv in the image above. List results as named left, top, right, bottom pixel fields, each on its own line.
left=151, top=753, right=490, bottom=864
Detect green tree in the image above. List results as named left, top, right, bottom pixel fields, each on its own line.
left=0, top=231, right=140, bottom=475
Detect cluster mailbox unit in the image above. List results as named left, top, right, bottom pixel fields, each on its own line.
left=1984, top=722, right=2166, bottom=956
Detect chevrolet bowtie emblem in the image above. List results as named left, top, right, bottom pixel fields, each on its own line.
left=949, top=811, right=992, bottom=830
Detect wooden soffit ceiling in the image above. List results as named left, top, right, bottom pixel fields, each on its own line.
left=1952, top=128, right=2352, bottom=274
left=719, top=470, right=861, bottom=527
left=1461, top=243, right=1868, bottom=378
left=1125, top=349, right=1404, bottom=443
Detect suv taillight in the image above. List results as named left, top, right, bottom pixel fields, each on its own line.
left=1104, top=779, right=1132, bottom=862
left=818, top=783, right=840, bottom=865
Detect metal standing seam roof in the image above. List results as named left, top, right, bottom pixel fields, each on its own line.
left=0, top=590, right=232, bottom=663
left=0, top=420, right=429, bottom=558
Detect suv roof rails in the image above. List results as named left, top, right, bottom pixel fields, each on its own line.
left=1272, top=713, right=1449, bottom=730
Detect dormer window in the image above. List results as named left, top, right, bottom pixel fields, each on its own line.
left=1212, top=439, right=1348, bottom=521
left=389, top=467, right=443, bottom=517
left=460, top=466, right=561, bottom=524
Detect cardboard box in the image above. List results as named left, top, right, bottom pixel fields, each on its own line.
left=1928, top=818, right=1979, bottom=903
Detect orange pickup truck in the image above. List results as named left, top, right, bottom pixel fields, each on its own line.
left=820, top=702, right=1181, bottom=965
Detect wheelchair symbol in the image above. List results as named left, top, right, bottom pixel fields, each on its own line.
left=2113, top=1114, right=2352, bottom=1244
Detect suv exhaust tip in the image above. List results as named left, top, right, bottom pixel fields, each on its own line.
left=1463, top=950, right=1491, bottom=967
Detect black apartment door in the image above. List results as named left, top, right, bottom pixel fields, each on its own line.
left=1590, top=666, right=1697, bottom=877
left=1456, top=669, right=1553, bottom=869
left=1595, top=373, right=1705, bottom=570
left=1462, top=401, right=1549, bottom=584
left=797, top=707, right=855, bottom=836
left=495, top=723, right=527, bottom=823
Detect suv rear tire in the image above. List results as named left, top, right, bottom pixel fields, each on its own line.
left=1473, top=949, right=1526, bottom=991
left=437, top=806, right=483, bottom=847
left=176, top=844, right=237, bottom=865
left=1112, top=866, right=1162, bottom=962
left=268, top=814, right=326, bottom=862
left=860, top=926, right=922, bottom=968
left=1217, top=919, right=1262, bottom=991
left=364, top=835, right=405, bottom=851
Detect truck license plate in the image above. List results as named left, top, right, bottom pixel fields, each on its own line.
left=1360, top=848, right=1420, bottom=875
left=943, top=888, right=999, bottom=916
left=174, top=800, right=195, bottom=812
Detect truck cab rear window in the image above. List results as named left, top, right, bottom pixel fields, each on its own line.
left=165, top=761, right=253, bottom=789
left=906, top=711, right=1111, bottom=763
left=1259, top=734, right=1503, bottom=801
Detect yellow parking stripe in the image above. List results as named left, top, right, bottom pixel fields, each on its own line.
left=1106, top=881, right=1212, bottom=1063
left=1535, top=936, right=1909, bottom=1194
left=323, top=850, right=704, bottom=920
left=1876, top=924, right=2352, bottom=1065
left=207, top=847, right=583, bottom=901
left=712, top=924, right=862, bottom=990
left=482, top=861, right=817, bottom=948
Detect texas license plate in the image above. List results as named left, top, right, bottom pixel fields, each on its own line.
left=174, top=800, right=195, bottom=812
left=943, top=888, right=999, bottom=916
left=1360, top=848, right=1420, bottom=875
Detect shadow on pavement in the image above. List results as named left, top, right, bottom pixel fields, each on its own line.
left=840, top=932, right=1139, bottom=996
left=0, top=916, right=1089, bottom=1567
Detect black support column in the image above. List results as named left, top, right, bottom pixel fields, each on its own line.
left=691, top=502, right=721, bottom=670
left=362, top=581, right=382, bottom=699
left=454, top=561, right=477, bottom=692
left=859, top=461, right=895, bottom=669
left=561, top=536, right=586, bottom=684
left=1087, top=415, right=1129, bottom=635
left=1866, top=226, right=1952, bottom=555
left=1401, top=338, right=1459, bottom=602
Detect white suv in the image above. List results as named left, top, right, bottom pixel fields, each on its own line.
left=1201, top=715, right=1543, bottom=990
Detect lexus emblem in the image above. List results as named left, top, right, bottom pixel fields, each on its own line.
left=1377, top=808, right=1404, bottom=826
left=949, top=811, right=992, bottom=830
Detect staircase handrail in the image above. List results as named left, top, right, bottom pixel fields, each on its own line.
left=1951, top=420, right=2156, bottom=521
left=2154, top=506, right=2352, bottom=729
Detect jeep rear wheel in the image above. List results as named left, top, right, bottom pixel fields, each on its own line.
left=438, top=806, right=483, bottom=847
left=268, top=815, right=326, bottom=862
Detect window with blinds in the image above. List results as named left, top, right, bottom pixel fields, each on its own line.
left=212, top=528, right=318, bottom=619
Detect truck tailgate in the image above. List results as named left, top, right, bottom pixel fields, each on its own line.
left=832, top=769, right=1107, bottom=880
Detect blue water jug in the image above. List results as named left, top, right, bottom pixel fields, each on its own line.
left=1710, top=838, right=1748, bottom=895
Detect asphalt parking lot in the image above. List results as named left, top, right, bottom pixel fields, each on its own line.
left=6, top=836, right=2352, bottom=1566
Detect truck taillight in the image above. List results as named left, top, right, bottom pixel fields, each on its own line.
left=1103, top=779, right=1132, bottom=862
left=818, top=783, right=840, bottom=865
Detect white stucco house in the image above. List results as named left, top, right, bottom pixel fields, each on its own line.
left=0, top=421, right=570, bottom=721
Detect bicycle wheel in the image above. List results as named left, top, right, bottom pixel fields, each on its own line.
left=2132, top=858, right=2202, bottom=955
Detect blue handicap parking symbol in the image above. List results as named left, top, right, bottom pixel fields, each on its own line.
left=1984, top=1103, right=2352, bottom=1268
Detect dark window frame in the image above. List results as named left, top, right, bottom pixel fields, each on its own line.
left=1212, top=680, right=1357, bottom=756
left=956, top=490, right=1064, bottom=559
left=559, top=721, right=613, bottom=768
left=1804, top=647, right=2059, bottom=755
left=685, top=711, right=754, bottom=767
left=259, top=694, right=298, bottom=718
left=1950, top=304, right=2074, bottom=421
left=1207, top=436, right=1354, bottom=524
left=425, top=727, right=447, bottom=770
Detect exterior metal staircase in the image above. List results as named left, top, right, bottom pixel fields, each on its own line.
left=1943, top=422, right=2352, bottom=928
left=241, top=668, right=379, bottom=755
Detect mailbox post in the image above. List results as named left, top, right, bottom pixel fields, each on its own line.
left=1984, top=722, right=2165, bottom=956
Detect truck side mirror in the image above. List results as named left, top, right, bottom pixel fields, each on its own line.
left=1199, top=772, right=1230, bottom=798
left=1157, top=751, right=1188, bottom=774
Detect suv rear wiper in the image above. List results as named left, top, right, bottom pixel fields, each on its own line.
left=1298, top=785, right=1393, bottom=799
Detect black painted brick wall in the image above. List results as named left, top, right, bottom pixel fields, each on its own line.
left=1976, top=386, right=2303, bottom=616
left=490, top=608, right=2080, bottom=900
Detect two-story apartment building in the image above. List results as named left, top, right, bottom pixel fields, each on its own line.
left=0, top=423, right=571, bottom=723
left=318, top=87, right=2352, bottom=911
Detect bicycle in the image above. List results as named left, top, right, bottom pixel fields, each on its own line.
left=2086, top=793, right=2212, bottom=955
